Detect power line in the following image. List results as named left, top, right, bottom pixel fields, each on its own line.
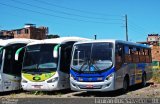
left=0, top=2, right=122, bottom=25
left=34, top=0, right=121, bottom=17
left=129, top=25, right=147, bottom=35
left=10, top=0, right=122, bottom=21
left=129, top=20, right=148, bottom=33
left=129, top=23, right=147, bottom=34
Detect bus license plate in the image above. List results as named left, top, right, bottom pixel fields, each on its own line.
left=86, top=85, right=93, bottom=88
left=33, top=85, right=42, bottom=89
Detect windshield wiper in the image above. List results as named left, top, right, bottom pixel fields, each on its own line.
left=90, top=60, right=101, bottom=72
left=79, top=59, right=89, bottom=72
left=92, top=64, right=101, bottom=72
left=79, top=59, right=101, bottom=72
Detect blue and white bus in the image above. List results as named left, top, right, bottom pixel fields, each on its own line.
left=70, top=40, right=152, bottom=92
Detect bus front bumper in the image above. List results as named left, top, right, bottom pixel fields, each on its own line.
left=70, top=79, right=114, bottom=92
left=21, top=81, right=59, bottom=91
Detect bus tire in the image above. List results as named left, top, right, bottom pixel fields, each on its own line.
left=141, top=73, right=146, bottom=87
left=122, top=77, right=129, bottom=93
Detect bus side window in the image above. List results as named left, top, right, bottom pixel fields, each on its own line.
left=115, top=44, right=124, bottom=70
left=132, top=47, right=139, bottom=63
left=139, top=48, right=145, bottom=62
left=3, top=44, right=26, bottom=76
left=124, top=46, right=132, bottom=63
left=3, top=48, right=12, bottom=75
left=145, top=49, right=151, bottom=63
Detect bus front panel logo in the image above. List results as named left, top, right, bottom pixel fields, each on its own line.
left=33, top=76, right=41, bottom=81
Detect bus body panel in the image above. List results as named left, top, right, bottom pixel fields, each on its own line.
left=22, top=72, right=59, bottom=91
left=115, top=63, right=152, bottom=90
left=58, top=71, right=70, bottom=89
left=70, top=67, right=115, bottom=91
left=0, top=74, right=3, bottom=91
left=145, top=63, right=153, bottom=81
left=114, top=66, right=124, bottom=90
left=70, top=73, right=115, bottom=91
left=2, top=73, right=20, bottom=92
left=22, top=71, right=70, bottom=91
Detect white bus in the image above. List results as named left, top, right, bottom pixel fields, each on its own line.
left=0, top=39, right=36, bottom=92
left=21, top=37, right=89, bottom=91
left=70, top=40, right=152, bottom=92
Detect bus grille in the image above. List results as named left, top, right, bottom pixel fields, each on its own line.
left=78, top=85, right=102, bottom=89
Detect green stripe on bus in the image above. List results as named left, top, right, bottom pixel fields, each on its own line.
left=54, top=44, right=60, bottom=52
left=16, top=47, right=23, bottom=55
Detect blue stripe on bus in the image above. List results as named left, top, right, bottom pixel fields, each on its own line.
left=70, top=67, right=115, bottom=82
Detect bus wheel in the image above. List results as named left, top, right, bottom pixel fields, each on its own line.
left=122, top=77, right=129, bottom=93
left=141, top=74, right=146, bottom=87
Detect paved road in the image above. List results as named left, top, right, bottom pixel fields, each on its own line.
left=0, top=82, right=160, bottom=104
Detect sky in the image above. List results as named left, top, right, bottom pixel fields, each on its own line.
left=0, top=0, right=160, bottom=42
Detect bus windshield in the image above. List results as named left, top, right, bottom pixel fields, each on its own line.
left=71, top=43, right=113, bottom=72
left=22, top=44, right=59, bottom=73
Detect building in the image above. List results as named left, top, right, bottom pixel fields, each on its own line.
left=137, top=34, right=160, bottom=69
left=0, top=30, right=14, bottom=39
left=0, top=24, right=48, bottom=40
left=137, top=34, right=160, bottom=46
left=147, top=34, right=160, bottom=46
left=145, top=34, right=160, bottom=68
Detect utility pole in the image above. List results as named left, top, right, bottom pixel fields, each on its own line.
left=125, top=14, right=128, bottom=41
left=94, top=35, right=97, bottom=40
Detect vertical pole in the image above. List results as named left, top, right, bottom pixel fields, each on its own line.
left=94, top=35, right=97, bottom=40
left=125, top=15, right=128, bottom=41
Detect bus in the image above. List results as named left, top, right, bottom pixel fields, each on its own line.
left=0, top=39, right=36, bottom=92
left=70, top=40, right=152, bottom=92
left=21, top=37, right=89, bottom=91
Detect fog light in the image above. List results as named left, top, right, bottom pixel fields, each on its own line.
left=22, top=79, right=28, bottom=83
left=105, top=73, right=114, bottom=81
left=78, top=77, right=83, bottom=81
left=47, top=77, right=58, bottom=83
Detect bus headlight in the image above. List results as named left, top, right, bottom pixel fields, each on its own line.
left=105, top=73, right=114, bottom=81
left=47, top=77, right=58, bottom=83
left=70, top=74, right=75, bottom=80
left=22, top=79, right=28, bottom=83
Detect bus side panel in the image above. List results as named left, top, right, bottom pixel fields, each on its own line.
left=127, top=64, right=136, bottom=86
left=11, top=75, right=21, bottom=90
left=145, top=63, right=153, bottom=81
left=0, top=74, right=3, bottom=92
left=2, top=73, right=14, bottom=91
left=114, top=67, right=124, bottom=90
left=58, top=71, right=70, bottom=89
left=115, top=63, right=135, bottom=89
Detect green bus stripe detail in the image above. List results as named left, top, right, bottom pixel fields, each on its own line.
left=22, top=72, right=56, bottom=82
left=0, top=47, right=3, bottom=51
left=16, top=47, right=23, bottom=55
left=54, top=44, right=60, bottom=52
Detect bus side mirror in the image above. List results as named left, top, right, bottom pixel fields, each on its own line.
left=0, top=47, right=3, bottom=54
left=53, top=45, right=60, bottom=58
left=15, top=47, right=24, bottom=61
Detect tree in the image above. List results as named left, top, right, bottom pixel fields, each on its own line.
left=47, top=34, right=60, bottom=39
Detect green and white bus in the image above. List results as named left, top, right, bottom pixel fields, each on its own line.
left=0, top=39, right=36, bottom=92
left=21, top=37, right=89, bottom=91
left=70, top=39, right=152, bottom=92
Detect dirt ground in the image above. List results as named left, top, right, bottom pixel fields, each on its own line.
left=0, top=81, right=160, bottom=98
